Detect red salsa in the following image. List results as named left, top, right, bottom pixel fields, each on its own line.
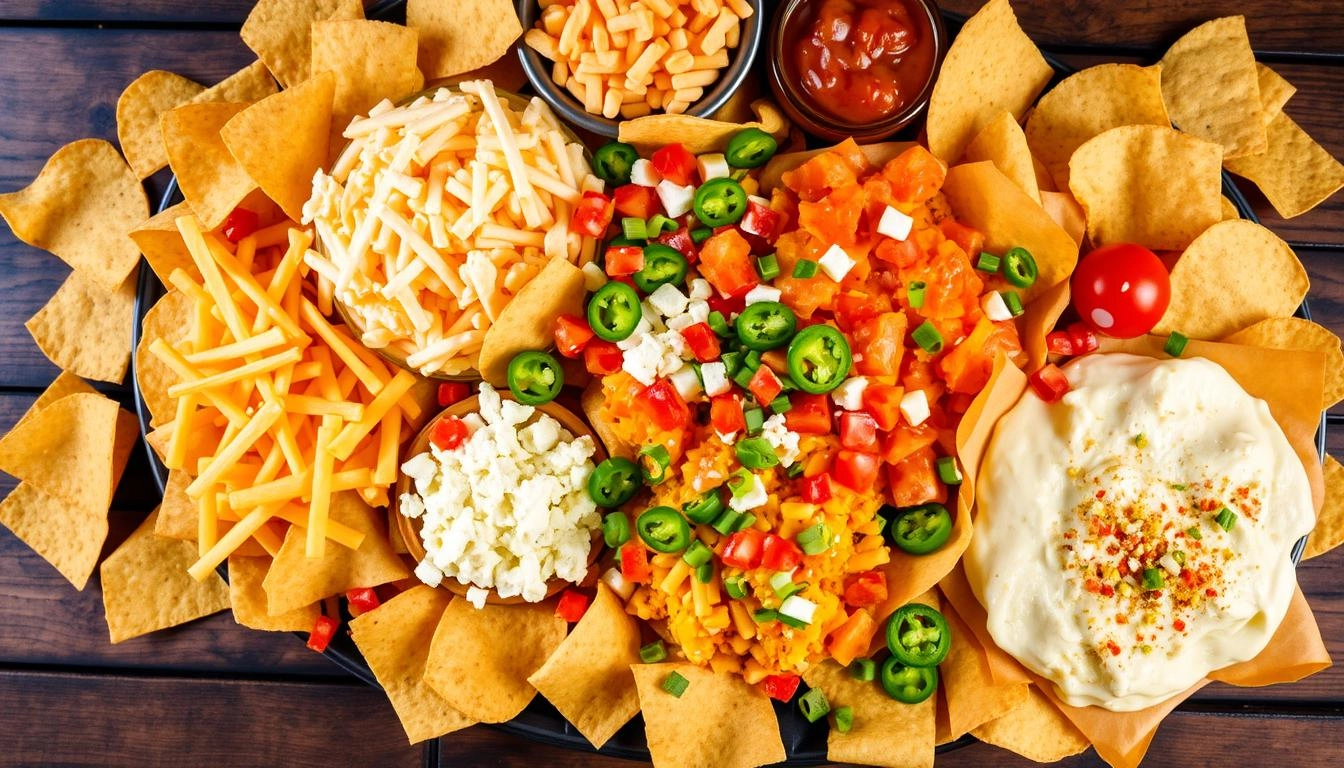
left=784, top=0, right=937, bottom=124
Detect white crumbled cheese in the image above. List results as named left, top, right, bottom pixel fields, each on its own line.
left=648, top=282, right=690, bottom=317
left=901, top=388, right=931, bottom=426
left=761, top=413, right=801, bottom=467
left=877, top=205, right=915, bottom=241
left=669, top=364, right=703, bottom=401
left=414, top=559, right=444, bottom=588
left=403, top=383, right=600, bottom=603
left=697, top=153, right=730, bottom=181
left=657, top=180, right=696, bottom=218
left=581, top=261, right=608, bottom=292
left=729, top=472, right=769, bottom=512
left=982, top=291, right=1013, bottom=322
left=630, top=158, right=661, bottom=187
left=640, top=301, right=669, bottom=332
left=701, top=361, right=731, bottom=397
left=833, top=376, right=869, bottom=411
left=666, top=313, right=697, bottom=332
left=685, top=299, right=711, bottom=324
left=689, top=278, right=713, bottom=301
left=621, top=329, right=688, bottom=385
left=617, top=316, right=655, bottom=350
left=818, top=244, right=856, bottom=281
left=744, top=284, right=783, bottom=305
left=466, top=586, right=490, bottom=609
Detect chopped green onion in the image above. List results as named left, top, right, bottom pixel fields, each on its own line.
left=936, top=456, right=962, bottom=484
left=756, top=254, right=781, bottom=281
left=723, top=574, right=749, bottom=599
left=639, top=640, right=668, bottom=663
left=912, top=320, right=944, bottom=354
left=602, top=513, right=631, bottom=548
left=1215, top=507, right=1237, bottom=531
left=727, top=468, right=754, bottom=499
left=796, top=522, right=831, bottom=556
left=743, top=349, right=762, bottom=370
left=1134, top=434, right=1148, bottom=449
left=975, top=252, right=1001, bottom=272
left=768, top=395, right=792, bottom=414
left=793, top=259, right=819, bottom=279
left=733, top=513, right=757, bottom=533
left=682, top=540, right=713, bottom=568
left=736, top=437, right=780, bottom=469
left=1170, top=483, right=1189, bottom=491
left=711, top=508, right=743, bottom=536
left=1003, top=290, right=1024, bottom=317
left=721, top=350, right=743, bottom=376
left=1173, top=550, right=1187, bottom=566
left=777, top=612, right=808, bottom=629
left=769, top=569, right=797, bottom=597
left=907, top=281, right=927, bottom=309
left=690, top=227, right=713, bottom=244
left=798, top=688, right=830, bottom=723
left=752, top=608, right=779, bottom=623
left=849, top=659, right=876, bottom=682
left=833, top=705, right=854, bottom=734
left=732, top=365, right=756, bottom=390
left=1142, top=567, right=1164, bottom=591
left=621, top=217, right=648, bottom=241
left=744, top=407, right=765, bottom=435
left=779, top=594, right=817, bottom=625
left=647, top=214, right=678, bottom=235
left=695, top=561, right=714, bottom=583
left=1186, top=526, right=1203, bottom=541
left=683, top=488, right=725, bottom=524
left=787, top=461, right=806, bottom=478
left=638, top=444, right=672, bottom=485
left=1164, top=332, right=1189, bottom=358
left=661, top=671, right=690, bottom=697
left=708, top=310, right=733, bottom=338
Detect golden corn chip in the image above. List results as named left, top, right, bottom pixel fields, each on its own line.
left=407, top=0, right=522, bottom=80
left=582, top=380, right=636, bottom=462
left=423, top=598, right=566, bottom=723
left=221, top=72, right=335, bottom=222
left=311, top=19, right=424, bottom=136
left=117, top=70, right=206, bottom=179
left=0, top=392, right=137, bottom=513
left=153, top=470, right=196, bottom=541
left=1154, top=219, right=1309, bottom=339
left=1159, top=16, right=1267, bottom=159
left=941, top=161, right=1079, bottom=304
left=100, top=508, right=231, bottom=643
left=528, top=584, right=643, bottom=748
left=964, top=110, right=1040, bottom=203
left=1038, top=191, right=1086, bottom=245
left=188, top=60, right=279, bottom=105
left=478, top=258, right=585, bottom=387
left=804, top=660, right=936, bottom=768
left=632, top=663, right=786, bottom=768
left=971, top=685, right=1090, bottom=763
left=619, top=100, right=790, bottom=156
left=241, top=0, right=364, bottom=88
left=130, top=203, right=199, bottom=283
left=1224, top=111, right=1344, bottom=219
left=1257, top=63, right=1296, bottom=122
left=351, top=587, right=475, bottom=743
left=925, top=0, right=1053, bottom=163
left=1222, top=316, right=1344, bottom=410
left=135, top=289, right=193, bottom=428
left=26, top=269, right=135, bottom=384
left=1024, top=63, right=1169, bottom=190
left=1221, top=195, right=1241, bottom=220
left=161, top=101, right=257, bottom=230
left=228, top=556, right=320, bottom=632
left=939, top=602, right=1029, bottom=740
left=145, top=421, right=172, bottom=465
left=1304, top=455, right=1344, bottom=559
left=1069, top=125, right=1224, bottom=250
left=262, top=491, right=409, bottom=616
left=11, top=372, right=96, bottom=435
left=0, top=482, right=108, bottom=591
left=0, top=139, right=147, bottom=290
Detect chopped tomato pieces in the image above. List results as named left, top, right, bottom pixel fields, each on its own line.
left=748, top=365, right=783, bottom=405
left=760, top=673, right=802, bottom=702
left=886, top=445, right=945, bottom=507
left=710, top=393, right=746, bottom=435
left=613, top=184, right=659, bottom=219
left=345, top=587, right=381, bottom=614
left=800, top=472, right=834, bottom=503
left=681, top=322, right=721, bottom=362
left=436, top=382, right=470, bottom=408
left=306, top=614, right=339, bottom=653
left=786, top=392, right=832, bottom=435
left=604, top=245, right=645, bottom=277
left=861, top=383, right=904, bottom=431
left=843, top=571, right=888, bottom=608
left=1029, top=363, right=1071, bottom=403
left=839, top=411, right=879, bottom=452
left=222, top=207, right=259, bottom=243
left=554, top=314, right=595, bottom=358
left=429, top=416, right=469, bottom=451
left=620, top=542, right=652, bottom=583
left=584, top=340, right=623, bottom=376
left=571, top=191, right=614, bottom=237
left=697, top=229, right=758, bottom=298
left=833, top=449, right=880, bottom=492
left=760, top=534, right=803, bottom=571
left=555, top=589, right=591, bottom=623
left=651, top=143, right=696, bottom=185
left=638, top=380, right=691, bottom=431
left=721, top=529, right=765, bottom=569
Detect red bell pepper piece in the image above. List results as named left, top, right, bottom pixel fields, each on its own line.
left=651, top=143, right=696, bottom=186
left=620, top=542, right=652, bottom=583
left=681, top=322, right=721, bottom=363
left=710, top=393, right=746, bottom=435
left=1045, top=331, right=1074, bottom=356
left=720, top=529, right=765, bottom=569
left=429, top=416, right=469, bottom=451
left=861, top=383, right=903, bottom=431
left=306, top=614, right=339, bottom=653
left=345, top=587, right=381, bottom=614
left=571, top=190, right=614, bottom=238
left=786, top=393, right=832, bottom=435
left=554, top=314, right=595, bottom=358
left=1029, top=363, right=1071, bottom=403
left=1066, top=321, right=1099, bottom=354
left=739, top=199, right=783, bottom=244
left=761, top=534, right=803, bottom=571
left=614, top=184, right=660, bottom=219
left=833, top=449, right=880, bottom=492
left=584, top=339, right=623, bottom=376
left=436, top=382, right=471, bottom=408
left=604, top=245, right=645, bottom=277
left=839, top=411, right=880, bottom=452
left=706, top=291, right=746, bottom=318
left=222, top=207, right=260, bottom=243
left=842, top=571, right=888, bottom=608
left=638, top=380, right=691, bottom=431
left=555, top=589, right=591, bottom=623
left=800, top=472, right=834, bottom=504
left=748, top=365, right=783, bottom=406
left=655, top=226, right=698, bottom=262
left=760, top=673, right=802, bottom=702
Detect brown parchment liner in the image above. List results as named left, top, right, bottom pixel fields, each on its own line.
left=941, top=337, right=1333, bottom=768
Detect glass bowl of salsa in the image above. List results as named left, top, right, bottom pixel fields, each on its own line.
left=768, top=0, right=947, bottom=142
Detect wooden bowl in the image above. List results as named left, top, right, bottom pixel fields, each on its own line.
left=392, top=391, right=608, bottom=604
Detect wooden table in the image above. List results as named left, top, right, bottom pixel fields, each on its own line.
left=0, top=1, right=1341, bottom=766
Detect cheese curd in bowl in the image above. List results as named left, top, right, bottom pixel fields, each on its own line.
left=399, top=384, right=601, bottom=608
left=966, top=353, right=1314, bottom=711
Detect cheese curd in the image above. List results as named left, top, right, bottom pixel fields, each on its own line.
left=400, top=385, right=600, bottom=607
left=966, top=354, right=1314, bottom=711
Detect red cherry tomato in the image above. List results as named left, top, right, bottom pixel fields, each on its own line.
left=1070, top=243, right=1171, bottom=338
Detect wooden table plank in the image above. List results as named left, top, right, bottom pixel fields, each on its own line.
left=0, top=2, right=257, bottom=24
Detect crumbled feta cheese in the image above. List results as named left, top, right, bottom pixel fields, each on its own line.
left=414, top=559, right=444, bottom=588
left=818, top=244, right=856, bottom=281
left=466, top=586, right=490, bottom=609
left=685, top=299, right=711, bottom=324
left=900, top=388, right=931, bottom=426
left=640, top=301, right=669, bottom=332
left=744, top=284, right=783, bottom=305
left=697, top=153, right=730, bottom=181
left=981, top=291, right=1013, bottom=322
left=666, top=313, right=697, bottom=332
left=729, top=472, right=769, bottom=512
left=760, top=413, right=801, bottom=467
left=833, top=377, right=869, bottom=411
left=689, top=278, right=713, bottom=301
left=877, top=205, right=914, bottom=241
left=630, top=158, right=661, bottom=187
left=648, top=282, right=690, bottom=317
left=621, top=329, right=688, bottom=385
left=669, top=364, right=703, bottom=401
left=581, top=261, right=608, bottom=292
left=657, top=180, right=696, bottom=218
left=617, top=316, right=655, bottom=350
left=701, top=361, right=731, bottom=397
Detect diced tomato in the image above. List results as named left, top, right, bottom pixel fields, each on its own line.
left=651, top=143, right=697, bottom=186
left=604, top=245, right=645, bottom=277
left=614, top=184, right=660, bottom=219
left=782, top=146, right=862, bottom=202
left=852, top=311, right=907, bottom=375
left=938, top=220, right=984, bottom=262
left=825, top=609, right=878, bottom=667
left=833, top=449, right=881, bottom=491
left=571, top=191, right=614, bottom=238
left=800, top=472, right=834, bottom=503
left=786, top=392, right=832, bottom=435
left=880, top=145, right=946, bottom=205
left=887, top=445, right=945, bottom=507
left=761, top=534, right=803, bottom=571
left=799, top=182, right=865, bottom=246
left=697, top=229, right=759, bottom=298
left=874, top=236, right=920, bottom=268
left=861, top=383, right=903, bottom=431
left=681, top=322, right=721, bottom=362
left=429, top=416, right=469, bottom=451
left=939, top=315, right=998, bottom=394
left=555, top=589, right=591, bottom=623
left=345, top=587, right=381, bottom=614
left=1046, top=331, right=1075, bottom=356
left=620, top=542, right=652, bottom=583
left=710, top=393, right=746, bottom=435
left=760, top=673, right=802, bottom=702
left=880, top=422, right=938, bottom=465
left=638, top=380, right=691, bottom=431
left=655, top=226, right=698, bottom=262
left=748, top=366, right=783, bottom=405
left=739, top=199, right=784, bottom=244
left=222, top=207, right=260, bottom=243
left=721, top=529, right=765, bottom=569
left=1029, top=363, right=1071, bottom=403
left=839, top=411, right=880, bottom=452
left=554, top=314, right=595, bottom=358
left=584, top=340, right=623, bottom=376
left=1066, top=321, right=1099, bottom=354
left=706, top=290, right=747, bottom=318
left=306, top=614, right=339, bottom=653
left=843, top=571, right=888, bottom=608
left=436, top=382, right=470, bottom=408
left=835, top=290, right=891, bottom=332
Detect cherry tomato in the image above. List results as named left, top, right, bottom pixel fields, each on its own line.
left=1070, top=243, right=1171, bottom=338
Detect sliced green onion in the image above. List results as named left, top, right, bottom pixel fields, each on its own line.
left=640, top=640, right=668, bottom=663
left=711, top=507, right=743, bottom=535
left=975, top=252, right=1001, bottom=272
left=769, top=569, right=796, bottom=596
left=723, top=574, right=749, bottom=600
left=1142, top=567, right=1165, bottom=591
left=756, top=254, right=781, bottom=281
left=1173, top=550, right=1187, bottom=566
left=912, top=320, right=944, bottom=354
left=1170, top=483, right=1189, bottom=491
left=798, top=688, right=830, bottom=723
left=690, top=227, right=713, bottom=244
left=796, top=522, right=831, bottom=556
left=752, top=608, right=779, bottom=623
left=907, top=281, right=927, bottom=309
left=638, top=444, right=672, bottom=485
left=661, top=671, right=690, bottom=697
left=833, top=705, right=854, bottom=733
left=744, top=407, right=765, bottom=435
left=708, top=310, right=733, bottom=338
left=695, top=561, right=714, bottom=583
left=727, top=468, right=754, bottom=499
left=1186, top=526, right=1203, bottom=541
left=777, top=612, right=808, bottom=629
left=744, top=349, right=763, bottom=370
left=1003, top=291, right=1024, bottom=317
left=779, top=594, right=817, bottom=625
left=849, top=659, right=876, bottom=682
left=647, top=214, right=678, bottom=235
left=1164, top=332, right=1189, bottom=358
left=768, top=395, right=792, bottom=414
left=733, top=513, right=756, bottom=533
left=936, top=456, right=962, bottom=485
left=736, top=436, right=780, bottom=469
left=602, top=513, right=631, bottom=548
left=621, top=217, right=648, bottom=241
left=1215, top=507, right=1237, bottom=531
left=793, top=259, right=819, bottom=279
left=683, top=540, right=713, bottom=568
left=787, top=461, right=806, bottom=478
left=721, top=349, right=743, bottom=376
left=733, top=365, right=756, bottom=390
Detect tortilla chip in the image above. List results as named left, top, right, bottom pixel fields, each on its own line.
left=189, top=60, right=279, bottom=105
left=801, top=660, right=936, bottom=768
left=145, top=421, right=171, bottom=464
left=1024, top=63, right=1170, bottom=191
left=441, top=41, right=528, bottom=92
left=1069, top=124, right=1224, bottom=250
left=528, top=584, right=643, bottom=748
left=117, top=70, right=206, bottom=179
left=964, top=110, right=1040, bottom=203
left=1159, top=16, right=1267, bottom=159
left=632, top=663, right=786, bottom=768
left=941, top=162, right=1079, bottom=304
left=129, top=203, right=198, bottom=283
left=153, top=470, right=196, bottom=541
left=1304, top=455, right=1344, bottom=559
left=227, top=556, right=319, bottom=632
left=925, top=0, right=1053, bottom=163
left=971, top=685, right=1090, bottom=762
left=26, top=269, right=135, bottom=384
left=0, top=482, right=108, bottom=590
left=422, top=598, right=566, bottom=723
left=241, top=0, right=364, bottom=88
left=0, top=392, right=137, bottom=512
left=1221, top=195, right=1241, bottom=220
left=311, top=19, right=424, bottom=136
left=1222, top=316, right=1344, bottom=409
left=1038, top=191, right=1086, bottom=245
left=11, top=372, right=96, bottom=436
left=161, top=101, right=257, bottom=230
left=136, top=289, right=193, bottom=427
left=1153, top=219, right=1309, bottom=339
left=478, top=258, right=585, bottom=386
left=407, top=0, right=522, bottom=80
left=0, top=139, right=147, bottom=290
left=262, top=491, right=409, bottom=615
left=221, top=72, right=335, bottom=222
left=1224, top=111, right=1344, bottom=219
left=351, top=586, right=476, bottom=742
left=619, top=100, right=790, bottom=156
left=939, top=602, right=1029, bottom=740
left=100, top=509, right=230, bottom=643
left=1257, top=63, right=1296, bottom=122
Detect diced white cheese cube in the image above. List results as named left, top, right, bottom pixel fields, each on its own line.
left=601, top=567, right=636, bottom=600
left=669, top=364, right=703, bottom=401
left=729, top=473, right=769, bottom=512
left=617, top=316, right=654, bottom=350
left=833, top=376, right=869, bottom=411
left=744, top=284, right=782, bottom=305
left=648, top=282, right=690, bottom=317
left=877, top=205, right=915, bottom=241
left=761, top=413, right=801, bottom=467
left=630, top=158, right=661, bottom=187
left=981, top=291, right=1013, bottom=322
left=666, top=313, right=697, bottom=332
left=581, top=261, right=608, bottom=292
left=657, top=180, right=696, bottom=218
left=901, top=388, right=931, bottom=426
left=697, top=153, right=730, bottom=181
left=621, top=335, right=667, bottom=385
left=689, top=278, right=713, bottom=301
left=686, top=299, right=711, bottom=324
left=818, top=244, right=856, bottom=281
left=701, top=361, right=731, bottom=397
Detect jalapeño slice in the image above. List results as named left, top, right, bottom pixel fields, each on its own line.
left=683, top=487, right=725, bottom=524
left=693, top=177, right=749, bottom=227
left=888, top=503, right=953, bottom=555
left=786, top=324, right=852, bottom=394
left=588, top=457, right=643, bottom=508
left=587, top=281, right=642, bottom=341
left=886, top=604, right=951, bottom=668
left=506, top=351, right=564, bottom=405
left=633, top=244, right=689, bottom=293
left=592, top=141, right=639, bottom=186
left=1001, top=246, right=1039, bottom=289
left=636, top=506, right=691, bottom=553
left=880, top=657, right=938, bottom=704
left=735, top=301, right=797, bottom=351
left=725, top=127, right=779, bottom=169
